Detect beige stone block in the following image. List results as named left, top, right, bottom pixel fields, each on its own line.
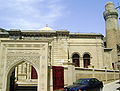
left=76, top=73, right=93, bottom=80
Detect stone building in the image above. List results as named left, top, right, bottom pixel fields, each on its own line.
left=0, top=1, right=119, bottom=91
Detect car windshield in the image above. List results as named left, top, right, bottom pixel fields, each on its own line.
left=74, top=79, right=90, bottom=85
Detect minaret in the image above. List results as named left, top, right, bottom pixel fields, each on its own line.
left=103, top=2, right=119, bottom=67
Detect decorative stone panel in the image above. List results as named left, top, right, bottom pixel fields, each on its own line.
left=4, top=43, right=46, bottom=72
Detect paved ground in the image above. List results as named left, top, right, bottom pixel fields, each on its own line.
left=103, top=80, right=120, bottom=91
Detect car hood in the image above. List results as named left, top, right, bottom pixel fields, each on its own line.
left=65, top=84, right=87, bottom=90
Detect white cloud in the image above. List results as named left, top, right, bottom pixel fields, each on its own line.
left=0, top=0, right=65, bottom=29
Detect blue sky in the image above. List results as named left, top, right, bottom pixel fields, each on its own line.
left=0, top=0, right=119, bottom=35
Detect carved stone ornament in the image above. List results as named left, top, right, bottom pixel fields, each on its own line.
left=6, top=49, right=41, bottom=70
left=5, top=42, right=47, bottom=71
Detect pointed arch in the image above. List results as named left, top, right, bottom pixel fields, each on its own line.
left=6, top=58, right=39, bottom=76
left=5, top=58, right=39, bottom=91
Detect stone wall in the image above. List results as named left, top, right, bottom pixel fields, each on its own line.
left=49, top=66, right=119, bottom=91
left=75, top=68, right=119, bottom=81
left=64, top=67, right=119, bottom=86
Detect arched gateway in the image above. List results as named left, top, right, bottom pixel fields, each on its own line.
left=0, top=40, right=49, bottom=91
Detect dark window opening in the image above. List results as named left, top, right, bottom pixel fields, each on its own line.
left=72, top=53, right=80, bottom=67
left=104, top=42, right=106, bottom=48
left=83, top=54, right=90, bottom=68
left=112, top=63, right=115, bottom=70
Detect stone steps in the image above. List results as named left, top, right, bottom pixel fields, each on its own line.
left=15, top=86, right=37, bottom=91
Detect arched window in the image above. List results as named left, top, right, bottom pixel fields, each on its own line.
left=72, top=53, right=80, bottom=67
left=83, top=53, right=90, bottom=68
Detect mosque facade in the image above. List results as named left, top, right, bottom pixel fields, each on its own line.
left=0, top=2, right=119, bottom=91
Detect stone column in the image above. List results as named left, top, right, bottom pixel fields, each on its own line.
left=68, top=64, right=75, bottom=85
left=103, top=2, right=119, bottom=68
left=15, top=67, right=18, bottom=81
left=26, top=63, right=31, bottom=80
left=80, top=57, right=84, bottom=68
left=38, top=44, right=48, bottom=91
left=63, top=62, right=75, bottom=85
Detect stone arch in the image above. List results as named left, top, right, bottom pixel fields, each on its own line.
left=82, top=52, right=91, bottom=57
left=72, top=52, right=80, bottom=67
left=6, top=58, right=39, bottom=76
left=5, top=58, right=39, bottom=91
left=71, top=52, right=80, bottom=57
left=83, top=52, right=91, bottom=68
left=1, top=42, right=48, bottom=91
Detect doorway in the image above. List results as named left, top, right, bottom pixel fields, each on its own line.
left=7, top=62, right=38, bottom=91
